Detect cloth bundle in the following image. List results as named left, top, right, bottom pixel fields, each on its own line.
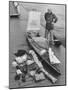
left=35, top=72, right=45, bottom=81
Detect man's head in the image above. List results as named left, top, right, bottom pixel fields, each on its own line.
left=47, top=9, right=52, bottom=13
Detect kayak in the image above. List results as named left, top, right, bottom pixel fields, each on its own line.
left=26, top=32, right=61, bottom=77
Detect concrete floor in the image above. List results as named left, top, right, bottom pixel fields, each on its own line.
left=9, top=2, right=66, bottom=89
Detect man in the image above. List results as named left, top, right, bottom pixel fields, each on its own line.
left=13, top=1, right=20, bottom=15
left=44, top=9, right=58, bottom=44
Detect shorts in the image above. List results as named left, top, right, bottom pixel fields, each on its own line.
left=46, top=23, right=54, bottom=31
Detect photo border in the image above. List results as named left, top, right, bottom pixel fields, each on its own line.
left=9, top=1, right=67, bottom=89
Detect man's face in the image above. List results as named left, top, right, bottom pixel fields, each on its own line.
left=48, top=9, right=52, bottom=13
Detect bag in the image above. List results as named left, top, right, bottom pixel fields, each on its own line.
left=35, top=72, right=45, bottom=81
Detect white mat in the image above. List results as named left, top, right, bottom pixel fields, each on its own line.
left=27, top=11, right=41, bottom=31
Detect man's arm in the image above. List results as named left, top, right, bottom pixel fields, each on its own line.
left=53, top=14, right=58, bottom=23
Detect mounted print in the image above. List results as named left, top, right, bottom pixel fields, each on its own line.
left=9, top=1, right=66, bottom=89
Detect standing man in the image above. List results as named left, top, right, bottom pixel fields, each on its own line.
left=13, top=1, right=20, bottom=15
left=44, top=9, right=58, bottom=44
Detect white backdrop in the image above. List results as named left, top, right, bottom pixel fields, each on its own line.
left=27, top=11, right=41, bottom=31
left=0, top=0, right=68, bottom=90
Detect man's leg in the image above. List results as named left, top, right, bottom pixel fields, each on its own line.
left=45, top=29, right=49, bottom=39
left=49, top=30, right=54, bottom=45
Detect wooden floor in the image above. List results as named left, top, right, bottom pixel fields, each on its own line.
left=9, top=2, right=66, bottom=89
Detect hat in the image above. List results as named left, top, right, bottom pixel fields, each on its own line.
left=14, top=50, right=27, bottom=57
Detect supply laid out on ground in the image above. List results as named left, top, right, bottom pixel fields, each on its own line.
left=12, top=49, right=47, bottom=83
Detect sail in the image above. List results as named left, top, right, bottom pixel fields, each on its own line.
left=27, top=11, right=41, bottom=31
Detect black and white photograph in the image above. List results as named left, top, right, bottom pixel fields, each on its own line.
left=9, top=1, right=66, bottom=89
